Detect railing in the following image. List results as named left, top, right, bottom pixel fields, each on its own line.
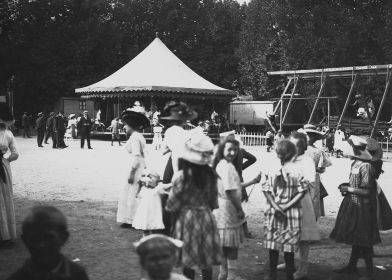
left=236, top=132, right=267, bottom=146
left=379, top=138, right=392, bottom=159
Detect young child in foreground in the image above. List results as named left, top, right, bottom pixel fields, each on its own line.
left=7, top=205, right=89, bottom=280
left=135, top=234, right=189, bottom=280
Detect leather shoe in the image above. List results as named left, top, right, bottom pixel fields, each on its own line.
left=88, top=147, right=93, bottom=149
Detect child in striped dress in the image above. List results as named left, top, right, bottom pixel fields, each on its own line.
left=262, top=140, right=309, bottom=280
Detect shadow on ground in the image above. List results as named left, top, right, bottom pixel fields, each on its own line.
left=0, top=198, right=391, bottom=280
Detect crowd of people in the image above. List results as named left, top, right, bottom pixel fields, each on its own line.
left=1, top=100, right=392, bottom=280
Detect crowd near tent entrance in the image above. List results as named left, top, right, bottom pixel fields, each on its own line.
left=75, top=35, right=237, bottom=124
left=268, top=64, right=392, bottom=137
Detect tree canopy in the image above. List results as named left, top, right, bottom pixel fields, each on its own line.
left=1, top=0, right=392, bottom=118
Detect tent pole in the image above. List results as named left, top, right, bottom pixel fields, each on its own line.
left=280, top=99, right=284, bottom=130
left=327, top=98, right=330, bottom=128
left=273, top=78, right=292, bottom=116
left=370, top=72, right=392, bottom=137
left=282, top=77, right=299, bottom=124
left=308, top=75, right=327, bottom=124
left=337, top=74, right=357, bottom=129
left=117, top=97, right=120, bottom=117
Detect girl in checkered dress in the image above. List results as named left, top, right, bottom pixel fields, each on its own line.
left=166, top=131, right=221, bottom=280
left=262, top=140, right=309, bottom=280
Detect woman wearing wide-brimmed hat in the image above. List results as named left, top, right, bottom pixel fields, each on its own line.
left=160, top=101, right=197, bottom=235
left=0, top=104, right=19, bottom=243
left=166, top=129, right=221, bottom=280
left=116, top=108, right=150, bottom=228
left=366, top=138, right=392, bottom=232
left=330, top=135, right=380, bottom=280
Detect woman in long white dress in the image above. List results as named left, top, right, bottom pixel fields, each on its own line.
left=0, top=104, right=19, bottom=243
left=116, top=109, right=150, bottom=228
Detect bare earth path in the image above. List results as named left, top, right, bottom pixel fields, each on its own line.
left=0, top=137, right=391, bottom=280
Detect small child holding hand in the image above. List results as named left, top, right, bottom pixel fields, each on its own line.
left=7, top=205, right=89, bottom=280
left=133, top=171, right=170, bottom=235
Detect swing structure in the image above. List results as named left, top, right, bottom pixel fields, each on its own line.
left=268, top=64, right=392, bottom=137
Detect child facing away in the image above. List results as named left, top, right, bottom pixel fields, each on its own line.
left=6, top=205, right=89, bottom=280
left=134, top=234, right=189, bottom=280
left=133, top=171, right=170, bottom=235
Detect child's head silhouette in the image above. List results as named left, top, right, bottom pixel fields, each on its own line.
left=21, top=206, right=69, bottom=270
left=134, top=234, right=182, bottom=280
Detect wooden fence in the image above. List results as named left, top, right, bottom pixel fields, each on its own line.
left=236, top=132, right=267, bottom=146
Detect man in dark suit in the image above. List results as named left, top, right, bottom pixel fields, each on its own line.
left=35, top=112, right=46, bottom=147
left=54, top=112, right=67, bottom=149
left=78, top=110, right=93, bottom=149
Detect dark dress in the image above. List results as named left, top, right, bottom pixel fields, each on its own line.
left=7, top=255, right=89, bottom=280
left=330, top=160, right=381, bottom=246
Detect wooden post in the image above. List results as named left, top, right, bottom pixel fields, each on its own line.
left=327, top=98, right=330, bottom=128
left=282, top=77, right=299, bottom=124
left=280, top=99, right=284, bottom=130
left=337, top=74, right=358, bottom=129
left=273, top=78, right=292, bottom=116
left=117, top=97, right=120, bottom=117
left=308, top=76, right=327, bottom=124
left=370, top=74, right=392, bottom=137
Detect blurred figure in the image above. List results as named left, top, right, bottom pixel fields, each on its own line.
left=22, top=112, right=31, bottom=138
left=78, top=111, right=93, bottom=149
left=54, top=112, right=67, bottom=149
left=6, top=206, right=89, bottom=280
left=134, top=234, right=188, bottom=280
left=0, top=104, right=19, bottom=244
left=44, top=112, right=55, bottom=145
left=108, top=117, right=122, bottom=146
left=67, top=114, right=78, bottom=139
left=35, top=112, right=45, bottom=147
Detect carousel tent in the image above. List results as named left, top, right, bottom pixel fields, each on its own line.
left=75, top=36, right=237, bottom=99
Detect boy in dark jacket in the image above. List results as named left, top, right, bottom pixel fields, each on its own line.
left=7, top=206, right=89, bottom=280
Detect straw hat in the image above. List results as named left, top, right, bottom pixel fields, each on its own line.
left=160, top=101, right=197, bottom=121
left=346, top=135, right=372, bottom=161
left=181, top=129, right=214, bottom=165
left=303, top=124, right=325, bottom=140
left=83, top=110, right=88, bottom=114
left=366, top=137, right=383, bottom=161
left=37, top=112, right=43, bottom=117
left=121, top=108, right=150, bottom=129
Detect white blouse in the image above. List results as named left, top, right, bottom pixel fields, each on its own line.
left=0, top=129, right=19, bottom=162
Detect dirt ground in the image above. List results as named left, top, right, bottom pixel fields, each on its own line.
left=0, top=137, right=391, bottom=280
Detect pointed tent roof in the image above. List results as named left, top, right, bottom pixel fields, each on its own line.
left=76, top=37, right=237, bottom=99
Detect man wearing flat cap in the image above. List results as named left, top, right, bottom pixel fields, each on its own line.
left=35, top=112, right=46, bottom=147
left=77, top=110, right=93, bottom=149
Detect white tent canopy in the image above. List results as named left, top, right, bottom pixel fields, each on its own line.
left=76, top=37, right=237, bottom=99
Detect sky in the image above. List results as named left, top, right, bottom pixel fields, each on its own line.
left=235, top=0, right=251, bottom=4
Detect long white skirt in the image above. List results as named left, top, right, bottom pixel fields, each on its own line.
left=0, top=158, right=16, bottom=240
left=133, top=188, right=164, bottom=230
left=116, top=157, right=145, bottom=224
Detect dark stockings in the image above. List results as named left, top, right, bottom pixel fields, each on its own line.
left=269, top=250, right=294, bottom=280
left=183, top=267, right=212, bottom=280
left=362, top=246, right=374, bottom=273
left=284, top=252, right=295, bottom=280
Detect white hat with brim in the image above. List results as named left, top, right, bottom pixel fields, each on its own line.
left=303, top=124, right=325, bottom=140
left=345, top=135, right=372, bottom=161
left=181, top=129, right=214, bottom=165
